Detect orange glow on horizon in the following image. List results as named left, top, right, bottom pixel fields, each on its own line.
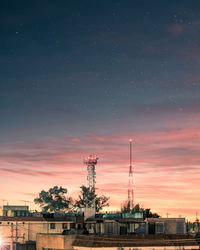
left=0, top=120, right=200, bottom=222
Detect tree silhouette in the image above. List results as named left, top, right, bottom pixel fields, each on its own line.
left=34, top=186, right=72, bottom=212
left=75, top=185, right=109, bottom=212
left=121, top=202, right=160, bottom=219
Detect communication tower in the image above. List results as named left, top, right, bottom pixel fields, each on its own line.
left=128, top=139, right=134, bottom=209
left=84, top=154, right=99, bottom=190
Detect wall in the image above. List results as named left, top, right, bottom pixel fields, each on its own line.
left=147, top=218, right=186, bottom=235
left=36, top=234, right=75, bottom=250
left=36, top=234, right=199, bottom=250
left=0, top=220, right=73, bottom=249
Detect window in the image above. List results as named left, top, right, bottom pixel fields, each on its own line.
left=50, top=223, right=56, bottom=229
left=62, top=223, right=68, bottom=229
left=156, top=222, right=164, bottom=234
left=177, top=221, right=184, bottom=234
left=70, top=223, right=75, bottom=229
left=87, top=223, right=92, bottom=229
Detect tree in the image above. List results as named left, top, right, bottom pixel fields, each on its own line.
left=121, top=202, right=143, bottom=213
left=121, top=201, right=132, bottom=213
left=74, top=185, right=109, bottom=212
left=121, top=202, right=160, bottom=219
left=143, top=208, right=160, bottom=219
left=132, top=203, right=143, bottom=213
left=34, top=186, right=72, bottom=212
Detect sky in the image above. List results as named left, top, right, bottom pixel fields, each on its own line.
left=0, top=0, right=200, bottom=220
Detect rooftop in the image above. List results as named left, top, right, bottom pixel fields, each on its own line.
left=0, top=216, right=75, bottom=222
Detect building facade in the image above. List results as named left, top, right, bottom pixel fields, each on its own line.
left=0, top=206, right=30, bottom=217
left=0, top=216, right=81, bottom=249
left=147, top=218, right=186, bottom=234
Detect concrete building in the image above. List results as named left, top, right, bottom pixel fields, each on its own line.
left=0, top=212, right=187, bottom=249
left=36, top=234, right=199, bottom=250
left=84, top=211, right=145, bottom=235
left=84, top=215, right=186, bottom=236
left=0, top=206, right=30, bottom=217
left=85, top=217, right=146, bottom=235
left=0, top=216, right=83, bottom=249
left=147, top=218, right=186, bottom=234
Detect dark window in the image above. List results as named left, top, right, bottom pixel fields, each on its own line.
left=50, top=223, right=56, bottom=229
left=156, top=222, right=164, bottom=234
left=62, top=223, right=68, bottom=229
left=148, top=223, right=155, bottom=234
left=70, top=223, right=75, bottom=229
left=87, top=223, right=92, bottom=229
left=177, top=221, right=184, bottom=234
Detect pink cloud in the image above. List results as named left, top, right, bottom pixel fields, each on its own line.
left=66, top=137, right=81, bottom=143
left=86, top=135, right=105, bottom=142
left=17, top=192, right=36, bottom=197
left=0, top=117, right=200, bottom=220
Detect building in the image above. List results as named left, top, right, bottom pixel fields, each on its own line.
left=0, top=206, right=30, bottom=217
left=83, top=211, right=145, bottom=235
left=147, top=218, right=186, bottom=234
left=0, top=215, right=83, bottom=249
left=0, top=209, right=188, bottom=249
left=36, top=234, right=199, bottom=250
left=84, top=217, right=146, bottom=235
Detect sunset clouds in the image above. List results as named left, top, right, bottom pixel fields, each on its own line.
left=0, top=0, right=200, bottom=222
left=0, top=112, right=199, bottom=220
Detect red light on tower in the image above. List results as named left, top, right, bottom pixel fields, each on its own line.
left=84, top=154, right=99, bottom=191
left=84, top=154, right=98, bottom=165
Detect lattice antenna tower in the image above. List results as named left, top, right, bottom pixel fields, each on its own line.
left=84, top=154, right=99, bottom=191
left=128, top=139, right=134, bottom=209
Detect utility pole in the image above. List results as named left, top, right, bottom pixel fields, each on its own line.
left=0, top=199, right=6, bottom=206
left=11, top=223, right=14, bottom=250
left=8, top=222, right=24, bottom=249
left=15, top=222, right=18, bottom=245
left=19, top=200, right=32, bottom=206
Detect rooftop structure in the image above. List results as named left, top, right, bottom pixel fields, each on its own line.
left=0, top=205, right=30, bottom=217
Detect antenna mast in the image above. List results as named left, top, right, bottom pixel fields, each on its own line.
left=84, top=154, right=99, bottom=209
left=84, top=154, right=99, bottom=191
left=128, top=139, right=134, bottom=209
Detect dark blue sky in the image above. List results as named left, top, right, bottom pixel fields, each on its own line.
left=1, top=0, right=200, bottom=140
left=1, top=1, right=200, bottom=217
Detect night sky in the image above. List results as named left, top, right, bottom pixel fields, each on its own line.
left=1, top=1, right=200, bottom=219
